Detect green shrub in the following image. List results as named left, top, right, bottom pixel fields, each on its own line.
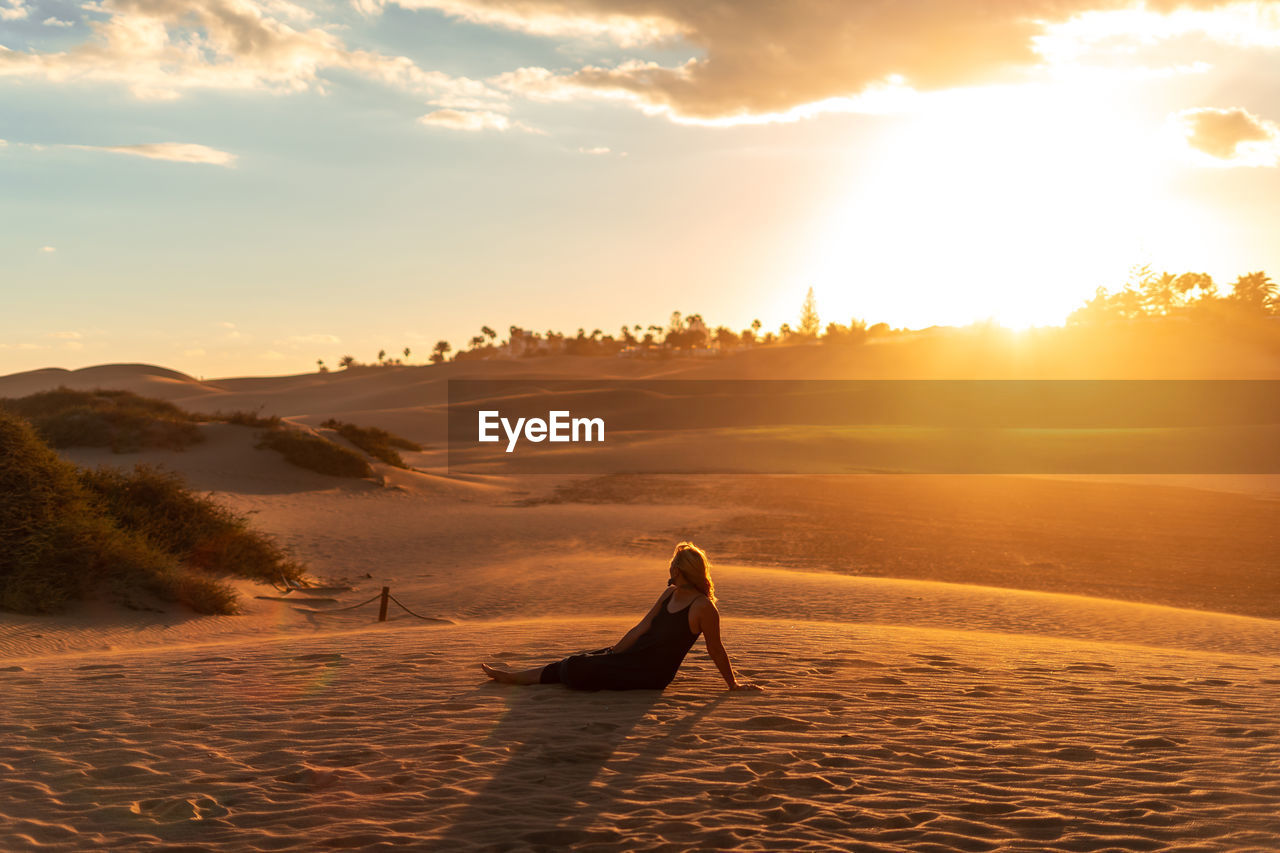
left=79, top=464, right=304, bottom=585
left=0, top=411, right=234, bottom=614
left=318, top=418, right=421, bottom=468
left=214, top=410, right=282, bottom=429
left=256, top=427, right=372, bottom=478
left=0, top=411, right=309, bottom=615
left=0, top=387, right=202, bottom=452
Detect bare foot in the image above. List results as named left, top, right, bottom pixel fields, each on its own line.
left=481, top=662, right=544, bottom=685
left=480, top=662, right=517, bottom=684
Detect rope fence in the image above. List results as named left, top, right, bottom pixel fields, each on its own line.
left=284, top=586, right=453, bottom=624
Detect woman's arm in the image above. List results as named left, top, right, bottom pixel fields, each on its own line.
left=697, top=602, right=751, bottom=689
left=609, top=589, right=670, bottom=654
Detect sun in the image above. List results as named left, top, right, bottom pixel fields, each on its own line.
left=800, top=80, right=1198, bottom=330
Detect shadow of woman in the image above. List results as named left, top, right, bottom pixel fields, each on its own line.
left=425, top=680, right=728, bottom=850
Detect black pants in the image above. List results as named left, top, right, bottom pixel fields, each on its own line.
left=539, top=662, right=563, bottom=684
left=539, top=647, right=611, bottom=684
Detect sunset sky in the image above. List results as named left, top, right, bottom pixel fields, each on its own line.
left=3, top=0, right=1280, bottom=377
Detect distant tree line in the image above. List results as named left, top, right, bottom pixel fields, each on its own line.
left=1067, top=268, right=1277, bottom=324
left=320, top=272, right=1277, bottom=370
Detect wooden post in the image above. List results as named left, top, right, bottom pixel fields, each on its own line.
left=378, top=586, right=390, bottom=622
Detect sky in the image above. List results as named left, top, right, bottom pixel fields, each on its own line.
left=3, top=0, right=1280, bottom=378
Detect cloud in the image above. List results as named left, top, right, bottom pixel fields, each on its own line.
left=39, top=245, right=56, bottom=252
left=70, top=142, right=238, bottom=165
left=365, top=0, right=686, bottom=47
left=215, top=321, right=247, bottom=340
left=280, top=333, right=341, bottom=345
left=420, top=108, right=510, bottom=131
left=1175, top=106, right=1280, bottom=166
left=43, top=15, right=75, bottom=26
left=47, top=330, right=81, bottom=338
left=577, top=146, right=610, bottom=154
left=394, top=0, right=1277, bottom=123
left=0, top=0, right=500, bottom=105
left=0, top=0, right=27, bottom=21
left=418, top=107, right=541, bottom=132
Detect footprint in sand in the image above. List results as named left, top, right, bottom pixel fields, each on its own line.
left=293, top=653, right=345, bottom=662
left=1213, top=727, right=1275, bottom=739
left=1123, top=736, right=1184, bottom=750
left=740, top=715, right=812, bottom=732
left=1134, top=682, right=1193, bottom=693
left=88, top=763, right=163, bottom=782
left=0, top=665, right=26, bottom=672
left=1041, top=744, right=1102, bottom=762
left=279, top=766, right=344, bottom=789
left=130, top=795, right=229, bottom=822
left=914, top=655, right=961, bottom=668
left=75, top=663, right=124, bottom=671
left=802, top=691, right=845, bottom=702
left=862, top=675, right=906, bottom=685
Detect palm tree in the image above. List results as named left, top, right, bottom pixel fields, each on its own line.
left=1142, top=272, right=1179, bottom=316
left=1230, top=271, right=1277, bottom=312
left=403, top=346, right=411, bottom=362
left=377, top=349, right=386, bottom=364
left=339, top=354, right=356, bottom=369
left=431, top=340, right=451, bottom=364
left=316, top=358, right=328, bottom=373
left=481, top=326, right=497, bottom=341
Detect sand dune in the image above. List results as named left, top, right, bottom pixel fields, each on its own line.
left=2, top=357, right=1278, bottom=850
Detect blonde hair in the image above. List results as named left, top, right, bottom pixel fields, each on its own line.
left=670, top=542, right=716, bottom=603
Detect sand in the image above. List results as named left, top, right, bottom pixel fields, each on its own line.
left=1, top=359, right=1278, bottom=851
left=3, top=617, right=1279, bottom=851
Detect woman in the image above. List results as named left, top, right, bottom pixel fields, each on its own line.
left=481, top=542, right=756, bottom=691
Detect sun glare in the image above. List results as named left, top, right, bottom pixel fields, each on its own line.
left=802, top=82, right=1197, bottom=330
